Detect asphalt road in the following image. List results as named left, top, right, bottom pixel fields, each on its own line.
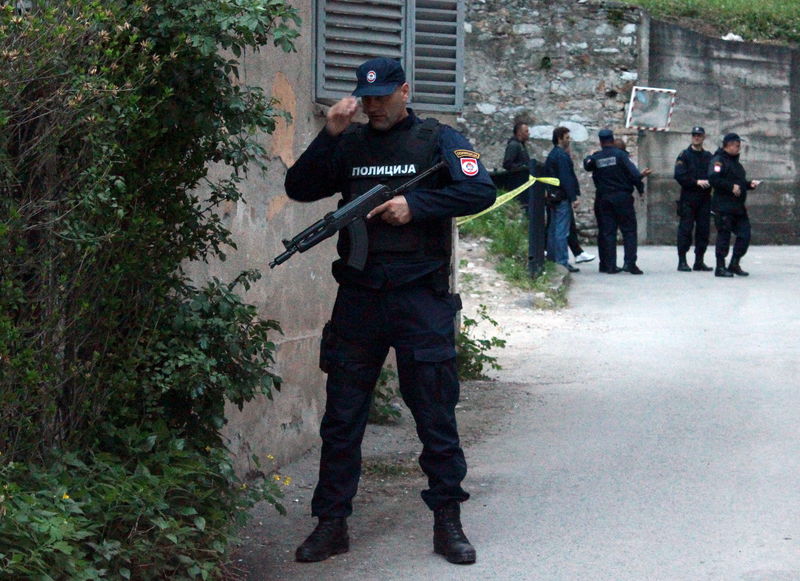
left=242, top=245, right=800, bottom=581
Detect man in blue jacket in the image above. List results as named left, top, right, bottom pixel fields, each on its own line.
left=544, top=126, right=581, bottom=272
left=583, top=129, right=650, bottom=274
left=284, top=57, right=496, bottom=565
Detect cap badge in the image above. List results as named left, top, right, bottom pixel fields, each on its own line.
left=366, top=70, right=377, bottom=83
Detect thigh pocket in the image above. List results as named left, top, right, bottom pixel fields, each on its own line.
left=413, top=345, right=458, bottom=404
left=714, top=213, right=733, bottom=232
left=320, top=322, right=383, bottom=390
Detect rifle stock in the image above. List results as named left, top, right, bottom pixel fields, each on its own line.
left=270, top=160, right=447, bottom=269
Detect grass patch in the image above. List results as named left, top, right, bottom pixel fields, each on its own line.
left=362, top=459, right=416, bottom=478
left=459, top=200, right=565, bottom=304
left=621, top=0, right=800, bottom=44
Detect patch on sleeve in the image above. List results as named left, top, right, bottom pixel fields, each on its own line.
left=713, top=162, right=723, bottom=173
left=453, top=149, right=480, bottom=160
left=460, top=157, right=479, bottom=176
left=675, top=159, right=684, bottom=165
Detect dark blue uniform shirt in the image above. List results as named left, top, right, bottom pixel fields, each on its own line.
left=674, top=146, right=713, bottom=196
left=583, top=145, right=645, bottom=196
left=709, top=148, right=752, bottom=215
left=284, top=110, right=496, bottom=288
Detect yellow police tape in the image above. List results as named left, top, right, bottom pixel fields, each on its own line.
left=456, top=176, right=561, bottom=227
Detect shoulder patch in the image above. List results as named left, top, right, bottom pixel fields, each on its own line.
left=454, top=149, right=480, bottom=160
left=460, top=157, right=479, bottom=176
left=675, top=159, right=685, bottom=165
left=713, top=162, right=723, bottom=173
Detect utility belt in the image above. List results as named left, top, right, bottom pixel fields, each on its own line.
left=333, top=258, right=451, bottom=295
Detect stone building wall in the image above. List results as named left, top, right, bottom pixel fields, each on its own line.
left=460, top=0, right=648, bottom=240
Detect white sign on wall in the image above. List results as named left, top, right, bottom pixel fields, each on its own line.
left=625, top=86, right=677, bottom=131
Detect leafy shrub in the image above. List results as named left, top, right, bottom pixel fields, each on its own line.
left=369, top=366, right=401, bottom=425
left=456, top=305, right=506, bottom=380
left=0, top=0, right=299, bottom=577
left=0, top=425, right=286, bottom=580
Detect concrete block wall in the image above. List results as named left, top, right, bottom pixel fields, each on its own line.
left=642, top=20, right=800, bottom=245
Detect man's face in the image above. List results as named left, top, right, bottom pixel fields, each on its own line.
left=691, top=133, right=705, bottom=148
left=559, top=131, right=571, bottom=149
left=517, top=124, right=530, bottom=142
left=361, top=83, right=409, bottom=131
left=723, top=140, right=741, bottom=155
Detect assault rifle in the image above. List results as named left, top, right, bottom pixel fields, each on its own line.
left=270, top=161, right=447, bottom=270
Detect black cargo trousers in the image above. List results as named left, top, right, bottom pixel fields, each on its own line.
left=677, top=193, right=711, bottom=258
left=311, top=281, right=470, bottom=518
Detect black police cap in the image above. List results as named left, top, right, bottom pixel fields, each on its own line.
left=352, top=58, right=406, bottom=97
left=723, top=132, right=742, bottom=144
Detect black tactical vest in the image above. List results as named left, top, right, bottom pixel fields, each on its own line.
left=336, top=118, right=450, bottom=263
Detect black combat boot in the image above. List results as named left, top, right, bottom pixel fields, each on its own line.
left=622, top=263, right=643, bottom=275
left=295, top=517, right=349, bottom=562
left=728, top=257, right=749, bottom=276
left=433, top=502, right=476, bottom=564
left=715, top=257, right=733, bottom=278
left=692, top=255, right=712, bottom=271
left=677, top=254, right=691, bottom=272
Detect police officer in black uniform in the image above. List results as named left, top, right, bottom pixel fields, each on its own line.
left=284, top=57, right=496, bottom=565
left=674, top=126, right=714, bottom=272
left=708, top=133, right=761, bottom=277
left=583, top=129, right=650, bottom=274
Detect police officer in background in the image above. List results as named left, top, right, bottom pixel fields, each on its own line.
left=583, top=129, right=651, bottom=274
left=674, top=126, right=714, bottom=272
left=709, top=132, right=761, bottom=277
left=284, top=57, right=496, bottom=565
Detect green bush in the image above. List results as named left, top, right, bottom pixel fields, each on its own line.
left=0, top=425, right=286, bottom=580
left=459, top=199, right=558, bottom=292
left=0, top=0, right=299, bottom=578
left=368, top=366, right=401, bottom=425
left=456, top=304, right=506, bottom=380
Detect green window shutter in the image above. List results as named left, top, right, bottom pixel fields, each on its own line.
left=410, top=0, right=463, bottom=111
left=316, top=0, right=406, bottom=102
left=315, top=0, right=464, bottom=112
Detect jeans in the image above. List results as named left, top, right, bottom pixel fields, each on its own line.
left=546, top=200, right=571, bottom=266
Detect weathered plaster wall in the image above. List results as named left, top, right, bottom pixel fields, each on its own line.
left=642, top=20, right=800, bottom=244
left=183, top=1, right=341, bottom=473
